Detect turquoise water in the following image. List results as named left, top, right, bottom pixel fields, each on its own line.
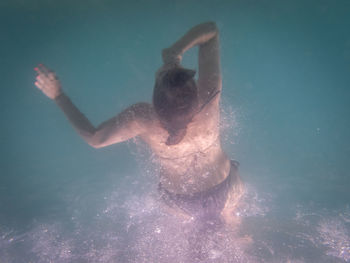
left=1, top=0, right=350, bottom=262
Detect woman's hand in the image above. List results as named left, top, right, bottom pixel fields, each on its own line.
left=162, top=47, right=182, bottom=66
left=34, top=64, right=62, bottom=100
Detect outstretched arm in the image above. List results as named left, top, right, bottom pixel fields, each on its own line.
left=34, top=65, right=150, bottom=148
left=162, top=22, right=221, bottom=102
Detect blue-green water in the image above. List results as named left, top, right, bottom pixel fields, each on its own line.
left=1, top=0, right=350, bottom=262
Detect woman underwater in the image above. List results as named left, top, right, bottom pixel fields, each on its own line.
left=34, top=21, right=244, bottom=224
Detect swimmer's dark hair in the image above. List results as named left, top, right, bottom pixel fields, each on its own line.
left=153, top=67, right=198, bottom=145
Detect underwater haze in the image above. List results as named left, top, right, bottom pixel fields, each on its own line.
left=1, top=0, right=350, bottom=262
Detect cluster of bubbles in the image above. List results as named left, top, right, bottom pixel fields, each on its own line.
left=0, top=181, right=263, bottom=262
left=2, top=175, right=349, bottom=263
left=1, top=108, right=350, bottom=262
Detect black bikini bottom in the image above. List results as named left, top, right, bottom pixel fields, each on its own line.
left=158, top=160, right=239, bottom=220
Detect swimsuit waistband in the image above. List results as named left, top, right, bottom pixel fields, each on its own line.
left=159, top=160, right=239, bottom=219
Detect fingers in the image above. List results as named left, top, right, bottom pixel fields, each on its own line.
left=34, top=64, right=58, bottom=84
left=35, top=74, right=49, bottom=92
left=35, top=64, right=50, bottom=76
left=35, top=74, right=46, bottom=87
left=34, top=63, right=59, bottom=90
left=35, top=74, right=46, bottom=90
left=34, top=64, right=45, bottom=77
left=35, top=80, right=43, bottom=90
left=39, top=64, right=56, bottom=79
left=34, top=64, right=57, bottom=79
left=33, top=63, right=62, bottom=99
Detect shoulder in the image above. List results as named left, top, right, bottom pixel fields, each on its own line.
left=128, top=102, right=158, bottom=127
left=129, top=102, right=154, bottom=114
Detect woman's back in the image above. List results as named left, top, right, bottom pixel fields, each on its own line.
left=141, top=96, right=231, bottom=195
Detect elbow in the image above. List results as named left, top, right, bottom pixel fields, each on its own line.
left=81, top=131, right=105, bottom=149
left=89, top=141, right=103, bottom=149
left=88, top=135, right=106, bottom=149
left=204, top=21, right=218, bottom=34
left=88, top=138, right=108, bottom=149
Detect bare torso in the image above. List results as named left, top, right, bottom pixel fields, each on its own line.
left=140, top=93, right=231, bottom=195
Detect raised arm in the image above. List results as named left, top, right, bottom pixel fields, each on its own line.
left=161, top=22, right=221, bottom=102
left=34, top=65, right=150, bottom=148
